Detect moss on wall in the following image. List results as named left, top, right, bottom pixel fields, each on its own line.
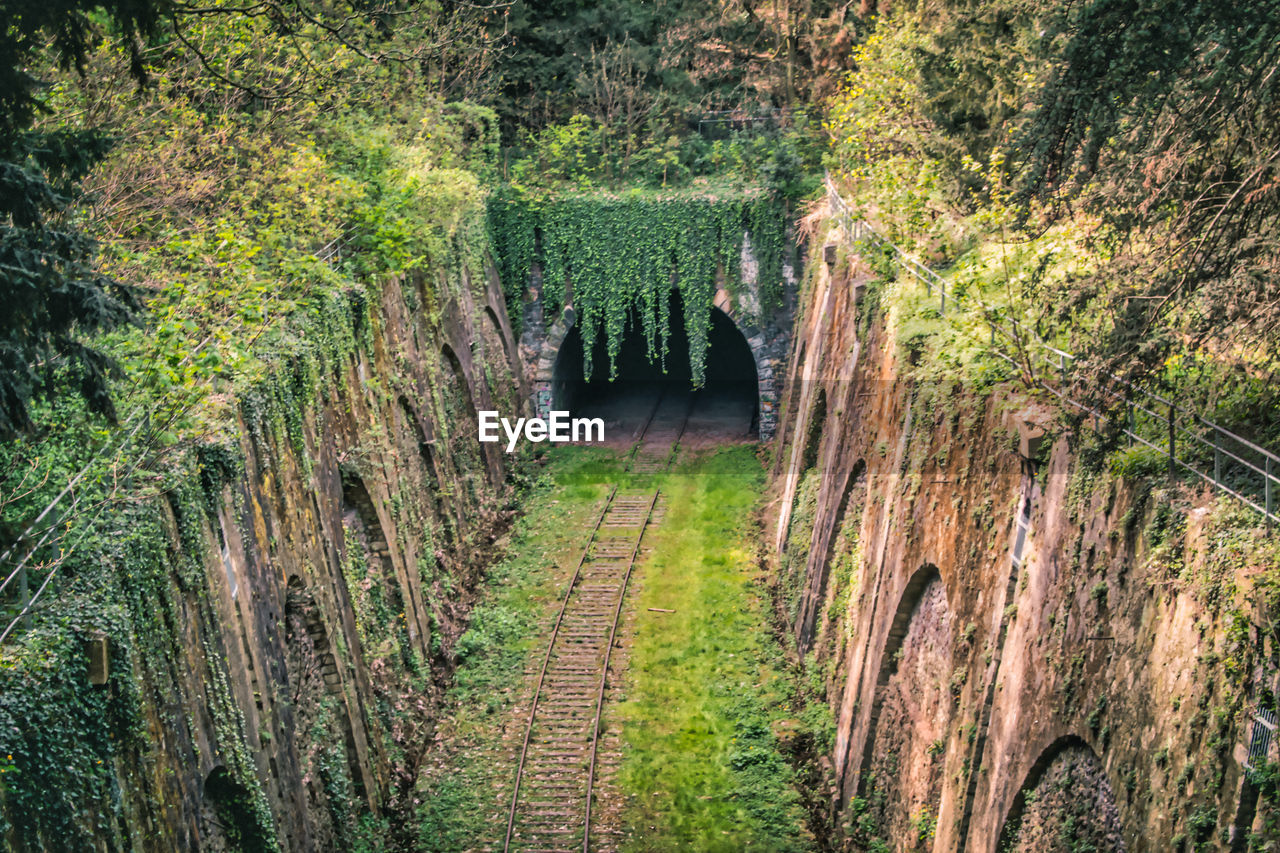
left=0, top=208, right=521, bottom=849
left=767, top=209, right=1280, bottom=851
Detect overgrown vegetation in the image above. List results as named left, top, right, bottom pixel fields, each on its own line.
left=825, top=0, right=1280, bottom=448
left=0, top=0, right=498, bottom=436
left=488, top=187, right=788, bottom=384
left=414, top=448, right=621, bottom=849
left=615, top=446, right=811, bottom=851
left=414, top=445, right=813, bottom=849
left=0, top=4, right=512, bottom=847
left=483, top=0, right=844, bottom=189
left=0, top=2, right=500, bottom=614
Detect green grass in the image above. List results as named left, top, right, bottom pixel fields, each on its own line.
left=617, top=446, right=813, bottom=852
left=413, top=447, right=622, bottom=850
left=414, top=444, right=812, bottom=851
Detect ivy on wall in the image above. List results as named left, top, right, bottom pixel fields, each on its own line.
left=0, top=281, right=384, bottom=849
left=488, top=188, right=788, bottom=385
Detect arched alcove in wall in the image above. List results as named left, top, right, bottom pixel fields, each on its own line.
left=855, top=564, right=954, bottom=844
left=284, top=575, right=338, bottom=693
left=439, top=344, right=478, bottom=425
left=283, top=574, right=368, bottom=822
left=398, top=395, right=462, bottom=563
left=396, top=396, right=437, bottom=482
left=998, top=735, right=1126, bottom=852
left=340, top=475, right=412, bottom=666
left=484, top=305, right=516, bottom=373
left=396, top=396, right=447, bottom=523
left=438, top=341, right=499, bottom=487
left=200, top=766, right=272, bottom=852
left=797, top=458, right=866, bottom=651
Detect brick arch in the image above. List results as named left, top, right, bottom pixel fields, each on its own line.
left=530, top=289, right=779, bottom=437
left=997, top=735, right=1125, bottom=852
left=853, top=563, right=955, bottom=841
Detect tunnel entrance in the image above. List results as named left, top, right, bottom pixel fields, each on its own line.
left=551, top=290, right=759, bottom=442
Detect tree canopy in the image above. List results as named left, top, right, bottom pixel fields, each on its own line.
left=1015, top=0, right=1280, bottom=388
left=0, top=0, right=161, bottom=433
left=828, top=0, right=1280, bottom=436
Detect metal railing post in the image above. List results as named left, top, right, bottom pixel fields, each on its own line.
left=17, top=565, right=29, bottom=633
left=1213, top=428, right=1221, bottom=487
left=1267, top=457, right=1273, bottom=526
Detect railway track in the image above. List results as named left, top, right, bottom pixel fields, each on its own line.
left=502, top=390, right=691, bottom=853
left=628, top=390, right=696, bottom=474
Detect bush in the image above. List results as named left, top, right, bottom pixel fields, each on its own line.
left=1109, top=445, right=1167, bottom=480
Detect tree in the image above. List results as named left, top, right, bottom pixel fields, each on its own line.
left=0, top=0, right=497, bottom=436
left=0, top=0, right=162, bottom=434
left=1014, top=0, right=1280, bottom=398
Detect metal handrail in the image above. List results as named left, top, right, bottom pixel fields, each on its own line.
left=315, top=227, right=357, bottom=265
left=696, top=108, right=799, bottom=135
left=825, top=172, right=1279, bottom=525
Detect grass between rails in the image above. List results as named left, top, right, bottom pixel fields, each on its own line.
left=413, top=447, right=625, bottom=850
left=617, top=446, right=813, bottom=852
left=414, top=444, right=811, bottom=851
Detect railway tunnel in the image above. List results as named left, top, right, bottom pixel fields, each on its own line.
left=548, top=290, right=761, bottom=442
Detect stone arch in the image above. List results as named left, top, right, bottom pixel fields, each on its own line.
left=484, top=305, right=517, bottom=377
left=396, top=395, right=436, bottom=476
left=396, top=395, right=451, bottom=539
left=340, top=475, right=414, bottom=658
left=998, top=735, right=1125, bottom=852
left=200, top=766, right=272, bottom=852
left=856, top=564, right=954, bottom=844
left=439, top=343, right=478, bottom=423
left=282, top=574, right=368, bottom=819
left=710, top=286, right=777, bottom=437
left=439, top=340, right=502, bottom=488
left=341, top=477, right=391, bottom=569
left=532, top=307, right=574, bottom=418
left=796, top=458, right=866, bottom=651
left=532, top=289, right=779, bottom=437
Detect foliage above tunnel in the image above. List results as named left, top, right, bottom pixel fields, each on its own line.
left=483, top=0, right=861, bottom=144
left=488, top=187, right=787, bottom=386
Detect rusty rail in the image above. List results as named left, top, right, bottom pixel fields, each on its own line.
left=503, top=484, right=618, bottom=853
left=504, top=400, right=687, bottom=852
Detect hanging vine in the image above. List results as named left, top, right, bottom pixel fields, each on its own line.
left=485, top=190, right=537, bottom=336
left=488, top=188, right=788, bottom=385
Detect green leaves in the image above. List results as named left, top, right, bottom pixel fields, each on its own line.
left=490, top=189, right=786, bottom=386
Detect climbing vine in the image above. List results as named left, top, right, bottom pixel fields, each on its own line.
left=0, top=275, right=389, bottom=848
left=487, top=188, right=788, bottom=385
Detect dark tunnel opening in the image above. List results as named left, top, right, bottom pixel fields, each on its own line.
left=551, top=289, right=759, bottom=441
